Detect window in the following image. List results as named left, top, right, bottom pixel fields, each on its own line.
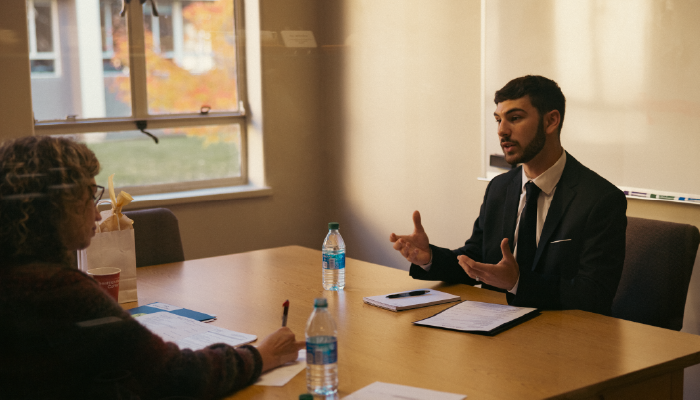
left=101, top=1, right=126, bottom=74
left=29, top=0, right=247, bottom=195
left=27, top=0, right=60, bottom=75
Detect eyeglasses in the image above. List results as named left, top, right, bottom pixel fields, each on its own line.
left=93, top=185, right=105, bottom=205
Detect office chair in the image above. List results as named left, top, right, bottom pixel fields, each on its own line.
left=123, top=208, right=185, bottom=268
left=611, top=216, right=700, bottom=330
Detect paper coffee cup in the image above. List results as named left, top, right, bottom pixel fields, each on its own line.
left=87, top=267, right=121, bottom=301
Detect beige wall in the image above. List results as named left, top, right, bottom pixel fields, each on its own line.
left=0, top=0, right=35, bottom=139
left=333, top=0, right=485, bottom=269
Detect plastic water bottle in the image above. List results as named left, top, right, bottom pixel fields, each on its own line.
left=305, top=298, right=338, bottom=397
left=322, top=222, right=345, bottom=290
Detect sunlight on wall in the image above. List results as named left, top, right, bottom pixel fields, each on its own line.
left=554, top=0, right=648, bottom=105
left=340, top=0, right=481, bottom=266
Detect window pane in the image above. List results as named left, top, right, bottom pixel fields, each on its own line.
left=34, top=3, right=53, bottom=52
left=144, top=0, right=239, bottom=115
left=31, top=59, right=55, bottom=73
left=71, top=124, right=242, bottom=187
left=158, top=5, right=174, bottom=54
left=101, top=1, right=122, bottom=54
left=29, top=0, right=132, bottom=120
left=101, top=0, right=131, bottom=117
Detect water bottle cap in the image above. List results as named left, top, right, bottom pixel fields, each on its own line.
left=328, top=222, right=339, bottom=230
left=314, top=298, right=328, bottom=308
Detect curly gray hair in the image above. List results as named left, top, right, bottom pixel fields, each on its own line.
left=0, top=136, right=100, bottom=266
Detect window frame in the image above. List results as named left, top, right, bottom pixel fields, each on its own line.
left=27, top=0, right=61, bottom=77
left=31, top=0, right=250, bottom=196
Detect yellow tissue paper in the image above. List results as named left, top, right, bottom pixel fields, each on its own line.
left=98, top=174, right=134, bottom=232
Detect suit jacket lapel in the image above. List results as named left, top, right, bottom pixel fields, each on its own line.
left=532, top=153, right=580, bottom=271
left=503, top=168, right=522, bottom=253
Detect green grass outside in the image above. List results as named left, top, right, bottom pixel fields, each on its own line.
left=88, top=135, right=241, bottom=187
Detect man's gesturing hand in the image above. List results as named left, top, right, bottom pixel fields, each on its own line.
left=389, top=210, right=432, bottom=266
left=457, top=238, right=520, bottom=291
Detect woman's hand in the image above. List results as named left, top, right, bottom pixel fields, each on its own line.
left=256, top=327, right=305, bottom=372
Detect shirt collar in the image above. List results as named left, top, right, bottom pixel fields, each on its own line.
left=520, top=149, right=567, bottom=195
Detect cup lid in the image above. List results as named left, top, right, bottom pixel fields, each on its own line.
left=87, top=267, right=121, bottom=276
left=314, top=298, right=328, bottom=308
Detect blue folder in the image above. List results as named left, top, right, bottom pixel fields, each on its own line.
left=128, top=302, right=216, bottom=322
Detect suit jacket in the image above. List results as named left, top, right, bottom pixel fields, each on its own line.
left=410, top=152, right=627, bottom=315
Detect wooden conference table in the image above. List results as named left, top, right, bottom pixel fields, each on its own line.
left=124, top=246, right=700, bottom=400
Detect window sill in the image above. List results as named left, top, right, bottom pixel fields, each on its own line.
left=124, top=184, right=273, bottom=209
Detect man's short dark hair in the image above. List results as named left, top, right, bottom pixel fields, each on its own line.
left=494, top=75, right=566, bottom=132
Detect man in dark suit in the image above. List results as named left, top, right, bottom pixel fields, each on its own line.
left=390, top=76, right=626, bottom=315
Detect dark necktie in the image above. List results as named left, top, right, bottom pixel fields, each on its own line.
left=517, top=181, right=541, bottom=271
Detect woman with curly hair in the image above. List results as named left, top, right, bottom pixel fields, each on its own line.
left=0, top=136, right=303, bottom=400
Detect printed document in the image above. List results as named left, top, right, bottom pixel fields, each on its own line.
left=344, top=382, right=466, bottom=400
left=414, top=301, right=537, bottom=333
left=135, top=311, right=256, bottom=350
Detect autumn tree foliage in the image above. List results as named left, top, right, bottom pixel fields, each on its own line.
left=107, top=0, right=239, bottom=143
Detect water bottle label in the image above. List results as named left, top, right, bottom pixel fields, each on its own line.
left=306, top=337, right=338, bottom=365
left=323, top=253, right=345, bottom=270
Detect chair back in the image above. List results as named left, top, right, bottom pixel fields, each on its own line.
left=123, top=208, right=185, bottom=268
left=612, top=216, right=700, bottom=330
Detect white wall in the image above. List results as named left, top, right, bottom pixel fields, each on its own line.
left=332, top=0, right=485, bottom=269
left=482, top=0, right=700, bottom=198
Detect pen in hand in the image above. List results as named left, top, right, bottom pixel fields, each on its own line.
left=282, top=299, right=289, bottom=327
left=386, top=290, right=430, bottom=299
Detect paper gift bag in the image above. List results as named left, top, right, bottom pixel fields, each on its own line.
left=78, top=173, right=137, bottom=303
left=78, top=230, right=137, bottom=303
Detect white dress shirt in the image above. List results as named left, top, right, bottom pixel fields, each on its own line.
left=509, top=149, right=567, bottom=293
left=419, top=150, right=568, bottom=295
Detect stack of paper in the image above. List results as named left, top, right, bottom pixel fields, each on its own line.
left=363, top=289, right=460, bottom=312
left=135, top=311, right=256, bottom=350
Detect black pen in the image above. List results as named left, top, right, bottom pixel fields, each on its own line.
left=282, top=300, right=289, bottom=327
left=386, top=290, right=430, bottom=299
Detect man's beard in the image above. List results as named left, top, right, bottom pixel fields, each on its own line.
left=506, top=117, right=546, bottom=167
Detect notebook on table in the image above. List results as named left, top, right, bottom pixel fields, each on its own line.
left=363, top=289, right=461, bottom=312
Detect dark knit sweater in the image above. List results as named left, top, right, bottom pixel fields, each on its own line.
left=0, top=263, right=263, bottom=400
